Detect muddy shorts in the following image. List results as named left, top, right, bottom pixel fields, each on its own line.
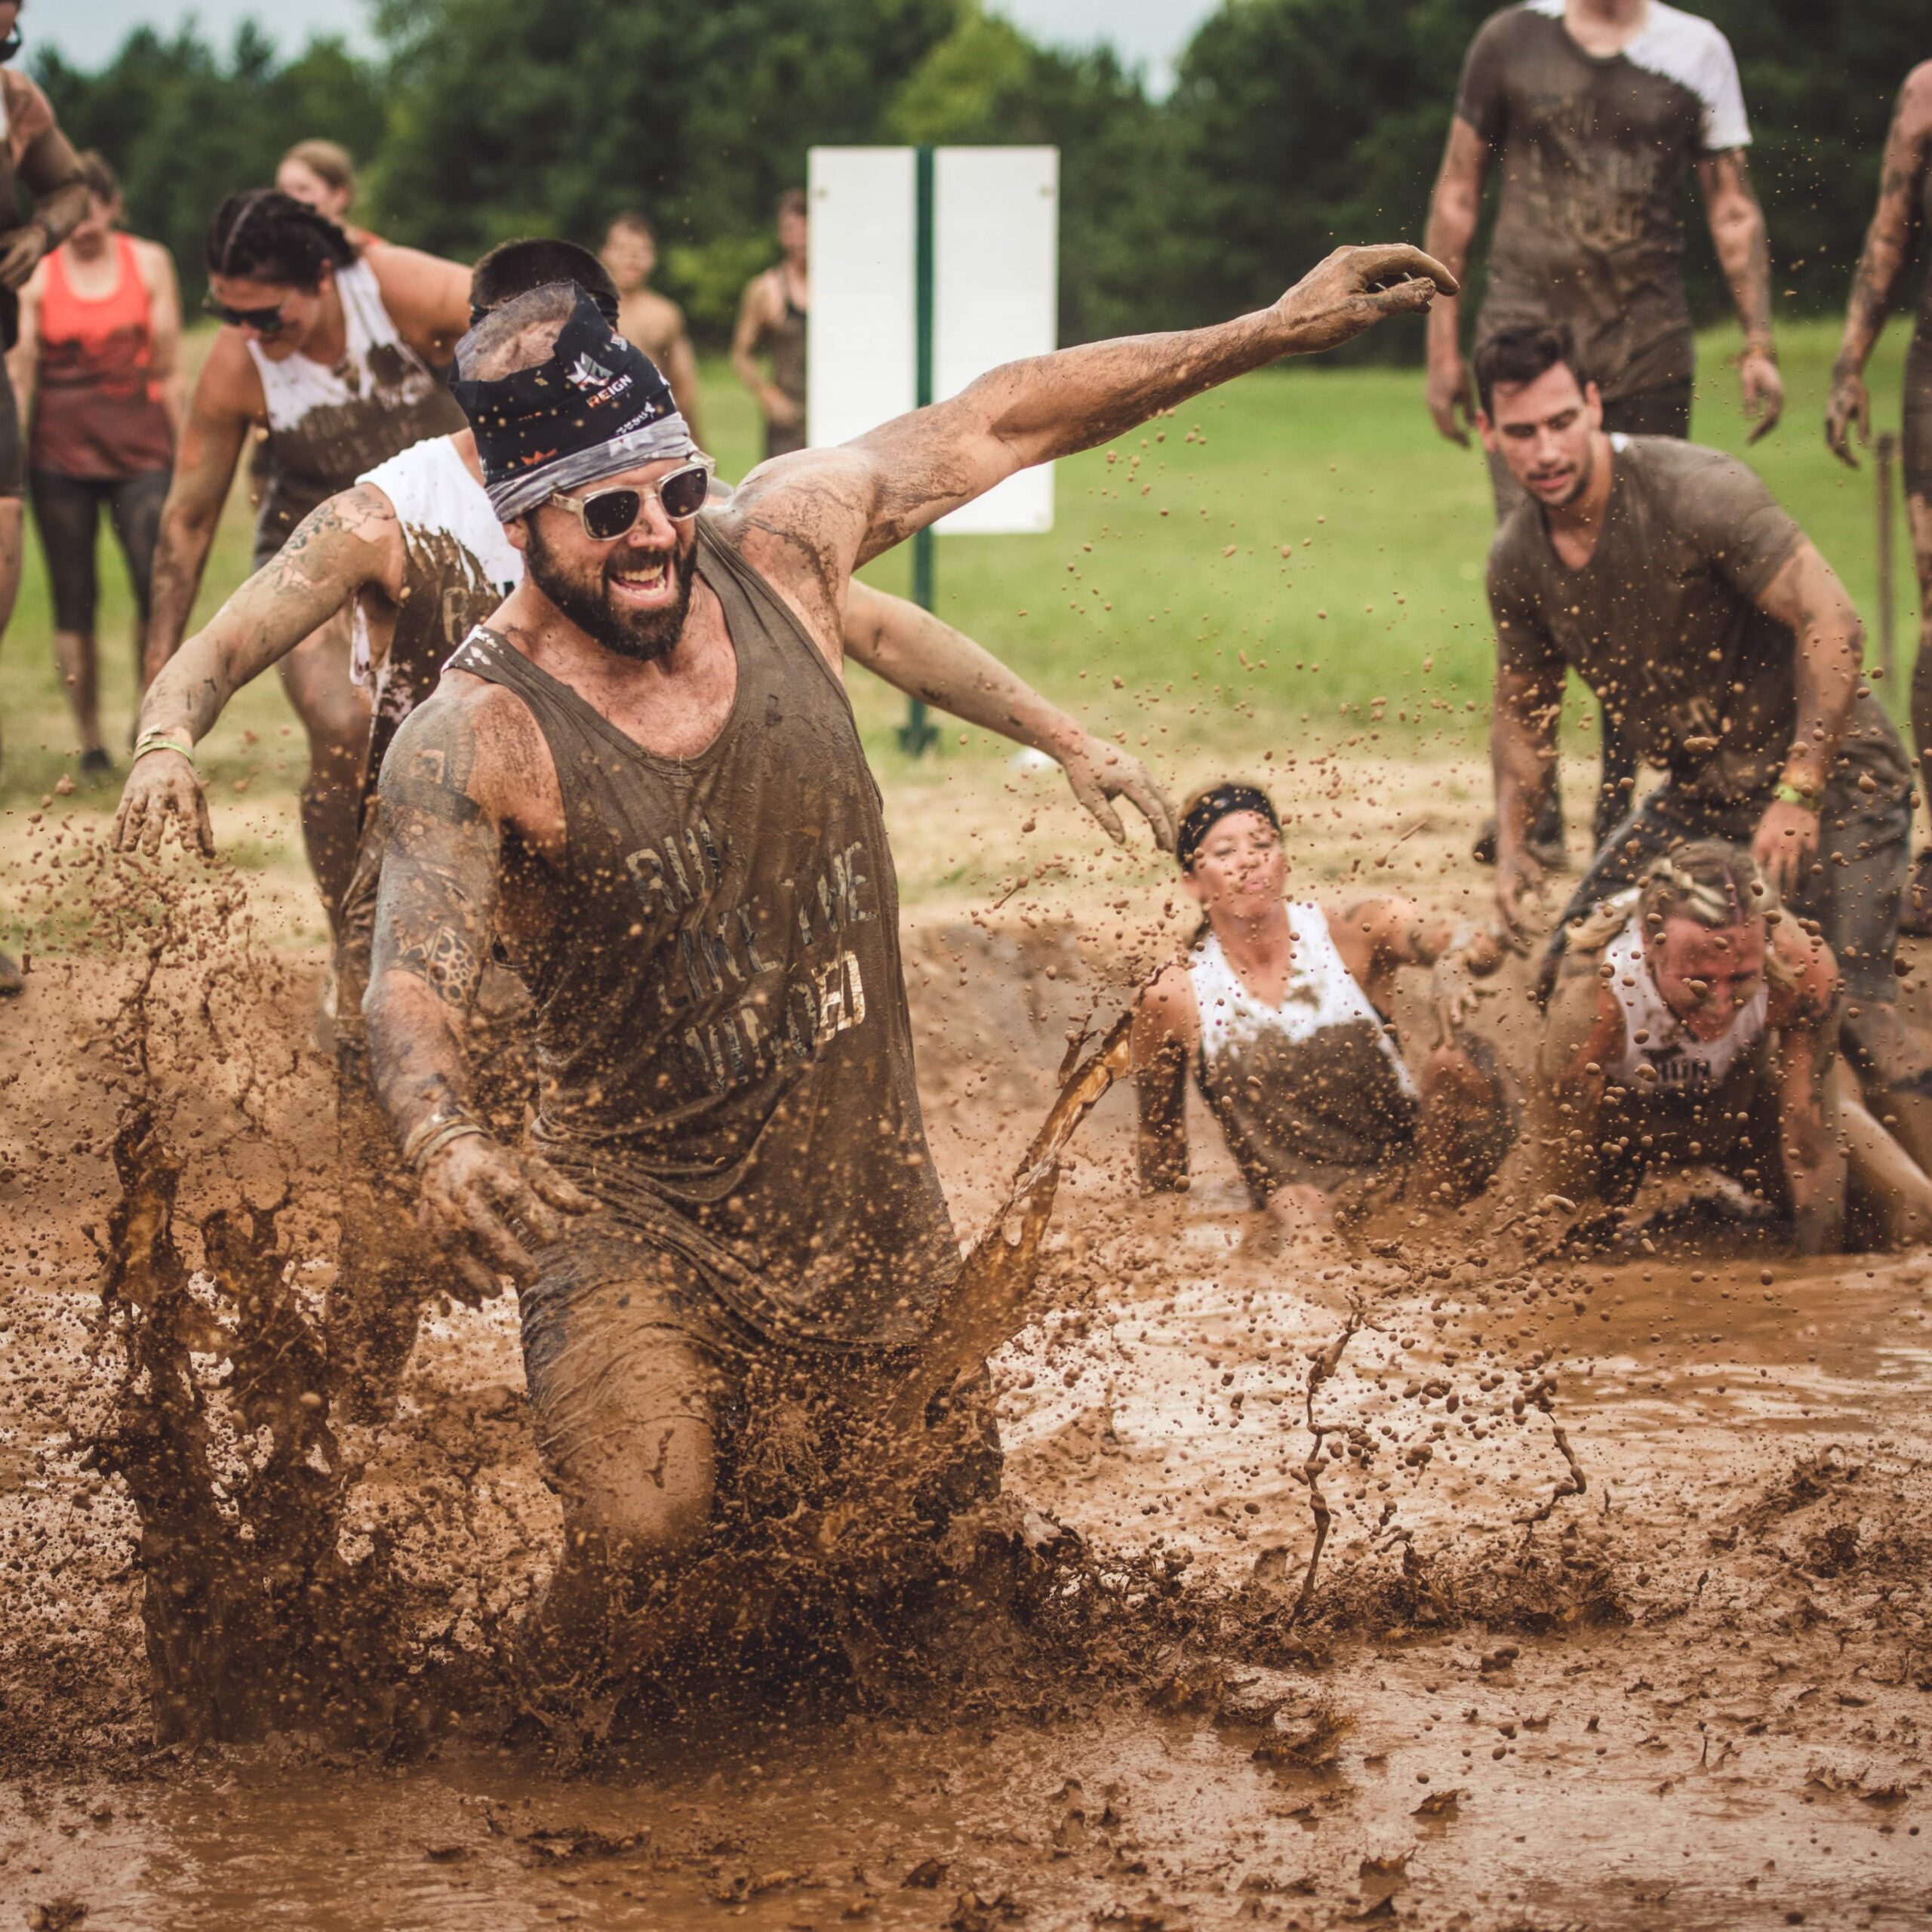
left=518, top=1217, right=1001, bottom=1544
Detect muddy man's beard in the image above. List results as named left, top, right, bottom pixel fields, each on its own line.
left=523, top=521, right=698, bottom=664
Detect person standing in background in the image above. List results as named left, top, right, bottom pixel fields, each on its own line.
left=1826, top=63, right=1932, bottom=934
left=731, top=188, right=808, bottom=460
left=276, top=139, right=379, bottom=250
left=10, top=151, right=181, bottom=777
left=1423, top=0, right=1781, bottom=867
left=599, top=211, right=703, bottom=446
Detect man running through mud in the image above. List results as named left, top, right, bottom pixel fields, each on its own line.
left=142, top=192, right=472, bottom=931
left=1133, top=783, right=1513, bottom=1238
left=1478, top=323, right=1932, bottom=1172
left=115, top=238, right=1172, bottom=1418
left=1425, top=0, right=1780, bottom=865
left=601, top=211, right=703, bottom=446
left=360, top=245, right=1454, bottom=1669
left=1827, top=60, right=1932, bottom=934
left=1538, top=841, right=1932, bottom=1254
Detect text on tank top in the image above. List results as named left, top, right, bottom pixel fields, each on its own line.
left=437, top=519, right=956, bottom=1348
left=1601, top=911, right=1767, bottom=1094
left=1189, top=908, right=1420, bottom=1201
left=351, top=435, right=521, bottom=817
left=247, top=256, right=466, bottom=555
left=30, top=235, right=174, bottom=479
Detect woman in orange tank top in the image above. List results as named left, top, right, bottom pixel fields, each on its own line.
left=11, top=149, right=181, bottom=773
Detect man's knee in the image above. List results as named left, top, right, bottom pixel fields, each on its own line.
left=565, top=1412, right=718, bottom=1559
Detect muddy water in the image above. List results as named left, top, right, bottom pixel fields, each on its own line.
left=3, top=916, right=1931, bottom=1928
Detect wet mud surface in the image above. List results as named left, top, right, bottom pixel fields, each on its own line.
left=1, top=865, right=1930, bottom=1927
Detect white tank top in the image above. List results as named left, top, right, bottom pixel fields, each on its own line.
left=1601, top=910, right=1767, bottom=1093
left=245, top=257, right=439, bottom=432
left=349, top=435, right=522, bottom=688
left=1189, top=904, right=1417, bottom=1099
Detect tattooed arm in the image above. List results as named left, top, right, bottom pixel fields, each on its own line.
left=115, top=485, right=408, bottom=857
left=841, top=581, right=1177, bottom=848
left=1131, top=963, right=1197, bottom=1192
left=1697, top=149, right=1782, bottom=443
left=1828, top=64, right=1932, bottom=466
left=1770, top=932, right=1846, bottom=1257
left=364, top=685, right=592, bottom=1292
left=143, top=333, right=260, bottom=681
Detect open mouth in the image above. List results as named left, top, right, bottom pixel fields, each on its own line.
left=609, top=554, right=674, bottom=602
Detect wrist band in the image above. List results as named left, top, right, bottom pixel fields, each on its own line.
left=1743, top=335, right=1778, bottom=363
left=131, top=732, right=196, bottom=767
left=401, top=1109, right=488, bottom=1174
left=1774, top=777, right=1822, bottom=814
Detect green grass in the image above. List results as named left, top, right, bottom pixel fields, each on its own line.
left=0, top=316, right=1917, bottom=813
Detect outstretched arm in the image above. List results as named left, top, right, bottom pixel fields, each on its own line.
left=841, top=581, right=1176, bottom=848
left=115, top=484, right=405, bottom=857
left=1697, top=149, right=1781, bottom=442
left=1829, top=66, right=1932, bottom=466
left=365, top=691, right=591, bottom=1293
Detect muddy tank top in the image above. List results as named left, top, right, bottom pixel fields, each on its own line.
left=442, top=519, right=957, bottom=1349
left=350, top=435, right=521, bottom=818
left=30, top=235, right=174, bottom=479
left=757, top=278, right=808, bottom=457
left=1189, top=909, right=1420, bottom=1205
left=1601, top=909, right=1767, bottom=1095
left=247, top=256, right=465, bottom=564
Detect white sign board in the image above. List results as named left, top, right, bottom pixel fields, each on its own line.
left=808, top=145, right=1058, bottom=536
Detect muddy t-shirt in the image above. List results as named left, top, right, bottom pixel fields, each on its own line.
left=1458, top=0, right=1750, bottom=401
left=1489, top=435, right=1902, bottom=805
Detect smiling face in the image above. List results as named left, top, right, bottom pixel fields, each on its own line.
left=1479, top=361, right=1603, bottom=509
left=1648, top=915, right=1767, bottom=1043
left=513, top=457, right=702, bottom=663
left=208, top=266, right=333, bottom=361
left=1185, top=810, right=1287, bottom=923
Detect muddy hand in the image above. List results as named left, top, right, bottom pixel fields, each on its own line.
left=1741, top=349, right=1783, bottom=446
left=1061, top=733, right=1177, bottom=850
left=0, top=223, right=45, bottom=292
left=1825, top=371, right=1869, bottom=468
left=1495, top=846, right=1547, bottom=944
left=417, top=1134, right=597, bottom=1296
left=1752, top=797, right=1819, bottom=900
left=1275, top=245, right=1460, bottom=355
left=114, top=748, right=214, bottom=859
left=1426, top=352, right=1476, bottom=448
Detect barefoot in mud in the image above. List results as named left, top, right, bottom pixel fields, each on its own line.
left=1133, top=781, right=1515, bottom=1235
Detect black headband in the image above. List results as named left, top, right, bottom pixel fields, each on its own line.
left=1177, top=784, right=1279, bottom=870
left=449, top=286, right=697, bottom=519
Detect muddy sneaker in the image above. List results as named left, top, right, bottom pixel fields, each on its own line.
left=1901, top=851, right=1932, bottom=937
left=0, top=950, right=20, bottom=997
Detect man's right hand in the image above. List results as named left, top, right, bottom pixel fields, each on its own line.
left=1274, top=245, right=1459, bottom=356
left=1495, top=843, right=1547, bottom=943
left=1825, top=370, right=1870, bottom=468
left=416, top=1133, right=597, bottom=1299
left=764, top=386, right=804, bottom=429
left=1426, top=351, right=1476, bottom=446
left=113, top=748, right=213, bottom=857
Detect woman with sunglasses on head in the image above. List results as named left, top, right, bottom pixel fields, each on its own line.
left=1132, top=783, right=1515, bottom=1239
left=142, top=189, right=471, bottom=932
left=10, top=151, right=181, bottom=779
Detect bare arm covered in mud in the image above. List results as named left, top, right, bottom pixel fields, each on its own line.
left=1333, top=897, right=1506, bottom=1035
left=115, top=485, right=405, bottom=856
left=1423, top=117, right=1490, bottom=447
left=719, top=245, right=1456, bottom=643
left=1829, top=64, right=1932, bottom=465
left=143, top=333, right=260, bottom=679
left=1131, top=963, right=1197, bottom=1191
left=841, top=582, right=1177, bottom=849
left=0, top=78, right=87, bottom=288
left=1534, top=957, right=1629, bottom=1207
left=1697, top=149, right=1782, bottom=442
left=1751, top=542, right=1864, bottom=897
left=1490, top=657, right=1564, bottom=939
left=1767, top=929, right=1846, bottom=1257
left=363, top=685, right=592, bottom=1293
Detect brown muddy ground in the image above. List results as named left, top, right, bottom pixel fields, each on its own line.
left=2, top=759, right=1930, bottom=1930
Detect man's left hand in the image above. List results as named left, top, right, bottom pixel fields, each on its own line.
left=1058, top=734, right=1177, bottom=850
left=1274, top=245, right=1459, bottom=356
left=0, top=223, right=45, bottom=292
left=1753, top=796, right=1819, bottom=896
left=1741, top=349, right=1784, bottom=445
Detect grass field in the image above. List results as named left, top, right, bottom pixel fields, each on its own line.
left=0, top=316, right=1921, bottom=946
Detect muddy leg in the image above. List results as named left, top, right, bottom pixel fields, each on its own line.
left=276, top=603, right=371, bottom=937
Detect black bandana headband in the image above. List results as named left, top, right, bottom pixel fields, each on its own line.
left=1177, top=783, right=1280, bottom=870
left=449, top=286, right=700, bottom=521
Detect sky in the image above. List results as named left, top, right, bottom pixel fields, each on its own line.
left=37, top=0, right=1223, bottom=95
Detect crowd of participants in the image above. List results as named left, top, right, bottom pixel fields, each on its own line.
left=0, top=0, right=1930, bottom=1691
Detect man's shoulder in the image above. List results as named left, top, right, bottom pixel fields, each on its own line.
left=1, top=70, right=53, bottom=145
left=1638, top=1, right=1740, bottom=65
left=1486, top=492, right=1549, bottom=581
left=1618, top=434, right=1782, bottom=524
left=1469, top=2, right=1559, bottom=51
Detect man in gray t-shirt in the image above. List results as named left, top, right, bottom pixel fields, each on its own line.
left=1476, top=323, right=1932, bottom=1159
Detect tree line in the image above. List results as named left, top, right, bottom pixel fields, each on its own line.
left=38, top=0, right=1926, bottom=358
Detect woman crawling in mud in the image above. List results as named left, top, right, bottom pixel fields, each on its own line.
left=1537, top=839, right=1932, bottom=1251
left=1131, top=781, right=1515, bottom=1235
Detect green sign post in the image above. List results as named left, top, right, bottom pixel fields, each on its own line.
left=898, top=143, right=940, bottom=757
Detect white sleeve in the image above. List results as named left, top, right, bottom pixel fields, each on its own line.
left=1695, top=23, right=1751, bottom=152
